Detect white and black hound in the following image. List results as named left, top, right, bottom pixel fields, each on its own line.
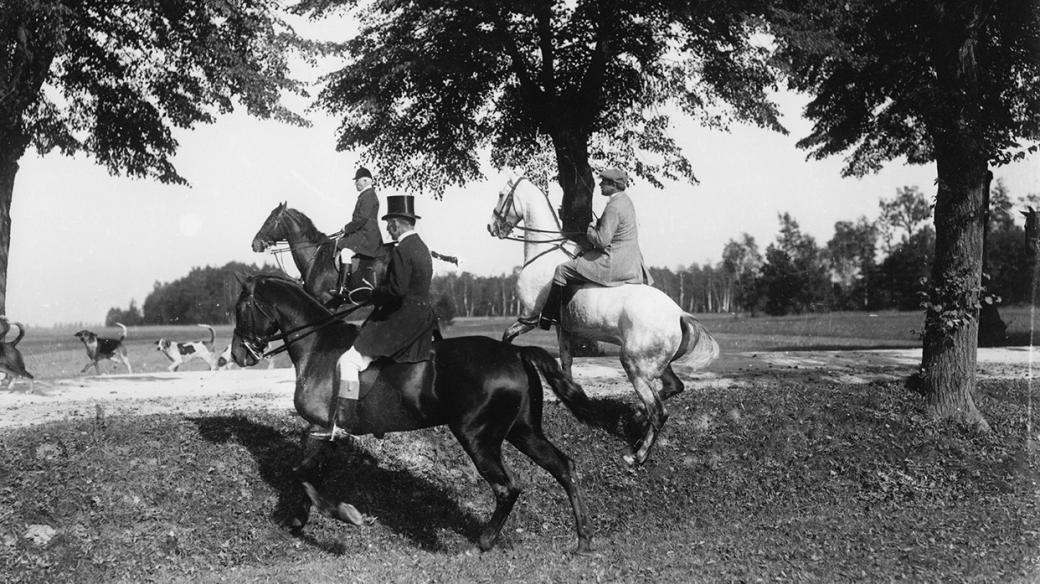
left=0, top=317, right=33, bottom=389
left=156, top=324, right=219, bottom=371
left=74, top=323, right=132, bottom=375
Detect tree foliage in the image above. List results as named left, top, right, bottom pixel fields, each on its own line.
left=0, top=0, right=308, bottom=315
left=2, top=0, right=307, bottom=183
left=299, top=0, right=783, bottom=233
left=141, top=262, right=281, bottom=325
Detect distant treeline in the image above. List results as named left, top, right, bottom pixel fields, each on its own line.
left=106, top=182, right=1037, bottom=326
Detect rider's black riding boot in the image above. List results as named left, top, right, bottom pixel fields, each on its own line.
left=329, top=262, right=351, bottom=299
left=538, top=283, right=565, bottom=330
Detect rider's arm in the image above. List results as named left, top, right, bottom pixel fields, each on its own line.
left=371, top=245, right=409, bottom=303
left=586, top=201, right=619, bottom=250
left=342, top=190, right=378, bottom=235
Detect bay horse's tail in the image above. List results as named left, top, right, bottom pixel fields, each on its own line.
left=519, top=346, right=605, bottom=427
left=672, top=313, right=719, bottom=370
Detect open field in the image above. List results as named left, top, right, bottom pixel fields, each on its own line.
left=16, top=306, right=1037, bottom=380
left=1, top=310, right=1038, bottom=582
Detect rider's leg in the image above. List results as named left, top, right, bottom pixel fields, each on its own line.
left=312, top=347, right=372, bottom=439
left=330, top=248, right=355, bottom=296
left=539, top=263, right=580, bottom=330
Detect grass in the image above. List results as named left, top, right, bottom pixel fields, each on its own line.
left=1, top=377, right=1037, bottom=583
left=2, top=310, right=1037, bottom=581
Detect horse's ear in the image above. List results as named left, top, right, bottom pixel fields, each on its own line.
left=279, top=201, right=287, bottom=210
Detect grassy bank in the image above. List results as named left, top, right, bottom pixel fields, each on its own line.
left=2, top=377, right=1037, bottom=583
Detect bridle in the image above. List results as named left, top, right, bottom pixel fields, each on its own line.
left=491, top=176, right=582, bottom=267
left=233, top=281, right=368, bottom=361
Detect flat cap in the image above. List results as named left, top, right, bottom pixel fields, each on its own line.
left=598, top=167, right=629, bottom=188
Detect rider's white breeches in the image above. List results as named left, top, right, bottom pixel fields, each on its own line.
left=338, top=346, right=372, bottom=383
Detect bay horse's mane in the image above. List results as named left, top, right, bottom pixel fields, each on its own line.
left=245, top=274, right=333, bottom=315
left=280, top=207, right=327, bottom=241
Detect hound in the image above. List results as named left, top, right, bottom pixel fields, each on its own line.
left=75, top=323, right=132, bottom=375
left=0, top=317, right=33, bottom=389
left=156, top=324, right=219, bottom=371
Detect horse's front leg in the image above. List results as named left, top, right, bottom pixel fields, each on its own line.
left=290, top=427, right=366, bottom=528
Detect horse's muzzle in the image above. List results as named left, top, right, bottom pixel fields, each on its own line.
left=251, top=238, right=269, bottom=253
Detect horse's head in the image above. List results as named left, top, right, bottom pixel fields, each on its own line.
left=231, top=276, right=281, bottom=366
left=487, top=176, right=525, bottom=239
left=252, top=202, right=289, bottom=253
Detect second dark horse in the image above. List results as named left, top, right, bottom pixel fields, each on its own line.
left=231, top=275, right=601, bottom=552
left=251, top=202, right=388, bottom=307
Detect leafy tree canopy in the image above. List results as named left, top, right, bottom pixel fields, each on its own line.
left=297, top=0, right=785, bottom=196
left=770, top=1, right=1040, bottom=176
left=2, top=0, right=308, bottom=184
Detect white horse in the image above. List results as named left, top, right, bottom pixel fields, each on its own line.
left=486, top=175, right=719, bottom=466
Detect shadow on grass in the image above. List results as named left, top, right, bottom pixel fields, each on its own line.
left=189, top=415, right=483, bottom=552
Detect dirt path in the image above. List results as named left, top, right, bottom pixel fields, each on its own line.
left=1, top=348, right=1035, bottom=429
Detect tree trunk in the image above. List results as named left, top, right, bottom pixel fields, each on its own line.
left=551, top=131, right=594, bottom=238
left=978, top=169, right=1007, bottom=346
left=918, top=152, right=990, bottom=432
left=0, top=150, right=16, bottom=316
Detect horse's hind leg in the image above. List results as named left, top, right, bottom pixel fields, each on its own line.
left=450, top=424, right=520, bottom=551
left=659, top=364, right=685, bottom=400
left=508, top=425, right=592, bottom=552
left=621, top=356, right=669, bottom=467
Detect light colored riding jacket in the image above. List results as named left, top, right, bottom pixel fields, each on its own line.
left=572, top=191, right=654, bottom=286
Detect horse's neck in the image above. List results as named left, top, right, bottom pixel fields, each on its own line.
left=271, top=296, right=331, bottom=363
left=285, top=215, right=325, bottom=273
left=521, top=189, right=565, bottom=261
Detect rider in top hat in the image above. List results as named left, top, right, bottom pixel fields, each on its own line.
left=329, top=195, right=437, bottom=431
left=331, top=166, right=384, bottom=299
left=538, top=166, right=653, bottom=329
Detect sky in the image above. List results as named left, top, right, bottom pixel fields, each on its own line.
left=8, top=21, right=1040, bottom=328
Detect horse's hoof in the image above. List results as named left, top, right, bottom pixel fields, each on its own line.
left=622, top=453, right=637, bottom=467
left=478, top=533, right=498, bottom=551
left=334, top=502, right=365, bottom=526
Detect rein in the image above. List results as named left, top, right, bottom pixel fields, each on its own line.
left=244, top=301, right=370, bottom=360
left=493, top=176, right=584, bottom=244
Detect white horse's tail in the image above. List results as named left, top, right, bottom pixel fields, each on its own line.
left=672, top=313, right=719, bottom=370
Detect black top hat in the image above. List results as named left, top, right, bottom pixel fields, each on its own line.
left=382, top=195, right=421, bottom=220
left=353, top=166, right=372, bottom=180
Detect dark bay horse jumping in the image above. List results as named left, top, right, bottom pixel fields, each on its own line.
left=251, top=202, right=388, bottom=306
left=230, top=275, right=600, bottom=552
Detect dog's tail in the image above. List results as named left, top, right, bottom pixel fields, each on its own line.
left=115, top=322, right=128, bottom=340
left=0, top=316, right=24, bottom=346
left=197, top=324, right=215, bottom=345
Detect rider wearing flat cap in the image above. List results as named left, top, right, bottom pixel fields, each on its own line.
left=330, top=195, right=437, bottom=430
left=331, top=166, right=384, bottom=298
left=538, top=167, right=653, bottom=329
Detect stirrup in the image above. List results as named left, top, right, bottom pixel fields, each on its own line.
left=538, top=316, right=557, bottom=331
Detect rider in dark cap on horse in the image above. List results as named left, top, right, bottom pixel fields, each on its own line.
left=330, top=166, right=384, bottom=299
left=538, top=166, right=653, bottom=329
left=324, top=195, right=437, bottom=436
